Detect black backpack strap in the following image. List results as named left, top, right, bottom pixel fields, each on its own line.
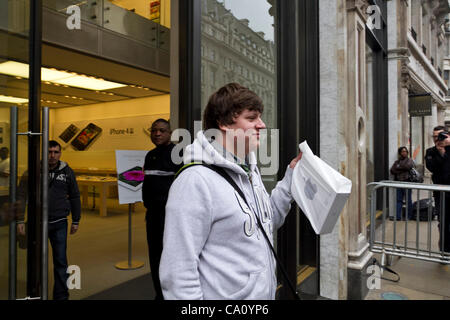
left=178, top=162, right=300, bottom=300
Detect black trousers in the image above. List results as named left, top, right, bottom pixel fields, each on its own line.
left=434, top=191, right=450, bottom=253
left=146, top=208, right=165, bottom=300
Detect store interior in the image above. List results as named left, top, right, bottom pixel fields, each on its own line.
left=0, top=0, right=172, bottom=299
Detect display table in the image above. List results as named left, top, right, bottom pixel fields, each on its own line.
left=73, top=168, right=117, bottom=176
left=76, top=176, right=118, bottom=217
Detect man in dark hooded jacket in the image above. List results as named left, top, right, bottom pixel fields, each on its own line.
left=17, top=140, right=81, bottom=300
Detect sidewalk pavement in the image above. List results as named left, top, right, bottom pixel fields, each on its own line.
left=365, top=253, right=450, bottom=300
left=365, top=218, right=450, bottom=300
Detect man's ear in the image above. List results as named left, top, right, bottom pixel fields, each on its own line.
left=218, top=123, right=229, bottom=132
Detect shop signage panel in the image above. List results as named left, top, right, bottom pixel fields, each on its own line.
left=115, top=150, right=147, bottom=204
left=409, top=94, right=432, bottom=117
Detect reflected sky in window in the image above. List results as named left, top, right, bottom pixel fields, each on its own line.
left=220, top=0, right=274, bottom=41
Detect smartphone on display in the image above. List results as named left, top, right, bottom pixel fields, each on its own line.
left=59, top=124, right=79, bottom=143
left=71, top=123, right=102, bottom=151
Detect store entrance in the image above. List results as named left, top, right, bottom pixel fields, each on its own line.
left=41, top=45, right=169, bottom=299
left=2, top=0, right=172, bottom=300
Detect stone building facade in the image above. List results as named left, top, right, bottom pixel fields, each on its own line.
left=319, top=0, right=450, bottom=300
left=388, top=0, right=450, bottom=175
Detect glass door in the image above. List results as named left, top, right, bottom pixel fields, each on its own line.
left=0, top=0, right=45, bottom=300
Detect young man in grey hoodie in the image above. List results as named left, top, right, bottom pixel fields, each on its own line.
left=159, top=83, right=302, bottom=300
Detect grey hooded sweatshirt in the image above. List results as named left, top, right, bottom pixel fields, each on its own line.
left=159, top=131, right=294, bottom=300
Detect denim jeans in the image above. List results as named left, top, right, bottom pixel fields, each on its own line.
left=396, top=188, right=413, bottom=220
left=48, top=219, right=69, bottom=300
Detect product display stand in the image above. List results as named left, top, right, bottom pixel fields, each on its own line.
left=115, top=203, right=144, bottom=270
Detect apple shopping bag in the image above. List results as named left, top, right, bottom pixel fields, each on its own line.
left=291, top=141, right=352, bottom=234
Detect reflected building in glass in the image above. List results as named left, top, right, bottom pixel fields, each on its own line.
left=200, top=0, right=276, bottom=129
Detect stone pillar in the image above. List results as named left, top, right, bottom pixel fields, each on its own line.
left=437, top=105, right=446, bottom=126
left=319, top=0, right=349, bottom=300
left=424, top=101, right=439, bottom=150
left=422, top=2, right=431, bottom=57
left=387, top=0, right=411, bottom=222
left=411, top=0, right=421, bottom=45
left=345, top=0, right=373, bottom=300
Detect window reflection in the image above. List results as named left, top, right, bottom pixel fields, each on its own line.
left=200, top=0, right=276, bottom=130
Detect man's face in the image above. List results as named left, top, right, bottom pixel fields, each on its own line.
left=150, top=122, right=171, bottom=146
left=433, top=129, right=444, bottom=145
left=48, top=146, right=61, bottom=167
left=221, top=109, right=266, bottom=154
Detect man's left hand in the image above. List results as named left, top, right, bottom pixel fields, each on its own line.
left=70, top=224, right=79, bottom=235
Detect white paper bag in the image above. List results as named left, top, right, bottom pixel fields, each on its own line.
left=291, top=141, right=352, bottom=234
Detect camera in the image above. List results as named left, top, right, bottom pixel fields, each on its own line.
left=438, top=131, right=449, bottom=141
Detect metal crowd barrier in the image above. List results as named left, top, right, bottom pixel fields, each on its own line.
left=368, top=181, right=450, bottom=265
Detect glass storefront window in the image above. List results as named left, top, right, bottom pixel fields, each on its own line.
left=0, top=0, right=30, bottom=300
left=200, top=0, right=276, bottom=126
left=200, top=0, right=277, bottom=190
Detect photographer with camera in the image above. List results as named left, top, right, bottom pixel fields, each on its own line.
left=425, top=125, right=450, bottom=253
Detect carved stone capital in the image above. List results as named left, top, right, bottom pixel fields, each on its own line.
left=400, top=60, right=412, bottom=89
left=431, top=15, right=437, bottom=30
left=346, top=0, right=371, bottom=21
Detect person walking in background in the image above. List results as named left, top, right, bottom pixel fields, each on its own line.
left=390, top=146, right=414, bottom=220
left=17, top=140, right=81, bottom=300
left=142, top=119, right=182, bottom=300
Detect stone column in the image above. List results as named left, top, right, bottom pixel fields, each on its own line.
left=424, top=101, right=439, bottom=150
left=345, top=0, right=374, bottom=300
left=437, top=105, right=446, bottom=126
left=411, top=0, right=422, bottom=45
left=319, top=0, right=349, bottom=300
left=387, top=0, right=411, bottom=217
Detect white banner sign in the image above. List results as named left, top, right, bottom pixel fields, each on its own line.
left=115, top=150, right=148, bottom=205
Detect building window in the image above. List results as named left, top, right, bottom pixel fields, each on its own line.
left=200, top=0, right=277, bottom=188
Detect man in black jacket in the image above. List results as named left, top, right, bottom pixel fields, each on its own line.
left=425, top=126, right=450, bottom=253
left=17, top=140, right=81, bottom=300
left=142, top=119, right=182, bottom=300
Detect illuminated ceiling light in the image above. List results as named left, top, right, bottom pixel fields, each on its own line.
left=41, top=67, right=75, bottom=81
left=0, top=61, right=127, bottom=91
left=0, top=61, right=29, bottom=78
left=0, top=95, right=28, bottom=104
left=51, top=75, right=127, bottom=91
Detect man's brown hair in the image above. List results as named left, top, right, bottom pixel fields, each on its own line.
left=203, top=83, right=264, bottom=130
